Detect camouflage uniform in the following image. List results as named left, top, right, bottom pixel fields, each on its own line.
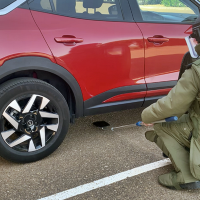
left=142, top=59, right=200, bottom=189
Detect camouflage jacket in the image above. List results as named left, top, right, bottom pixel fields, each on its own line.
left=142, top=59, right=200, bottom=179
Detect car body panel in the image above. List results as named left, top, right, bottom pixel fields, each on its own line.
left=30, top=10, right=145, bottom=101
left=136, top=23, right=191, bottom=85
left=128, top=0, right=198, bottom=96
left=0, top=8, right=55, bottom=65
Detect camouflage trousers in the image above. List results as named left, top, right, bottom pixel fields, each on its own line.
left=145, top=114, right=199, bottom=183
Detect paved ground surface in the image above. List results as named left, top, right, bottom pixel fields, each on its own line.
left=0, top=108, right=199, bottom=200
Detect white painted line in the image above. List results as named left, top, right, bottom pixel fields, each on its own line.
left=38, top=159, right=171, bottom=200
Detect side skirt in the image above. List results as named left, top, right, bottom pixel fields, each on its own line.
left=84, top=84, right=146, bottom=116
left=84, top=81, right=177, bottom=116
left=84, top=98, right=144, bottom=116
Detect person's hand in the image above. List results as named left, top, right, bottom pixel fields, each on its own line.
left=141, top=122, right=154, bottom=127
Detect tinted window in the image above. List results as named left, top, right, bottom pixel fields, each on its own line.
left=0, top=0, right=16, bottom=9
left=136, top=0, right=199, bottom=23
left=29, top=0, right=52, bottom=12
left=29, top=0, right=123, bottom=21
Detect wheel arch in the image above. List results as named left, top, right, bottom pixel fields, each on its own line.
left=0, top=56, right=83, bottom=118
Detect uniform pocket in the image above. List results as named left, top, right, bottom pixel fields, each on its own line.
left=180, top=123, right=192, bottom=139
left=170, top=122, right=192, bottom=147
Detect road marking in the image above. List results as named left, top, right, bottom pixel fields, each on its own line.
left=38, top=159, right=171, bottom=200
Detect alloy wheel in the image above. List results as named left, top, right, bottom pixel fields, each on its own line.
left=1, top=94, right=59, bottom=152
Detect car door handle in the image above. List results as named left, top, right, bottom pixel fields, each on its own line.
left=54, top=37, right=83, bottom=44
left=147, top=36, right=169, bottom=44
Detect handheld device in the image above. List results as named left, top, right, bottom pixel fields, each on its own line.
left=186, top=14, right=200, bottom=58
left=185, top=36, right=198, bottom=58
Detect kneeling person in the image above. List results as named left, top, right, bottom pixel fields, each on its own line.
left=141, top=16, right=200, bottom=190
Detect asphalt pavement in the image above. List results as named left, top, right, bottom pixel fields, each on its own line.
left=0, top=108, right=199, bottom=200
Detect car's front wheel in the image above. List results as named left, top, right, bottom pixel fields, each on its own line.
left=0, top=78, right=70, bottom=163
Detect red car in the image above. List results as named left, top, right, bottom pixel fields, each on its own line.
left=0, top=0, right=198, bottom=162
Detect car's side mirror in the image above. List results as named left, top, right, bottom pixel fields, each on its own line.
left=108, top=5, right=118, bottom=15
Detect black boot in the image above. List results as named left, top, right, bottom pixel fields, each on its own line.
left=162, top=153, right=168, bottom=158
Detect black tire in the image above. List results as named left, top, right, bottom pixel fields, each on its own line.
left=0, top=78, right=70, bottom=163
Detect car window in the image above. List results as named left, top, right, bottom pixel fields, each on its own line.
left=29, top=0, right=52, bottom=12
left=29, top=0, right=123, bottom=21
left=136, top=0, right=199, bottom=23
left=0, top=0, right=16, bottom=10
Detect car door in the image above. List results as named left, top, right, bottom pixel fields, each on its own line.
left=29, top=0, right=146, bottom=115
left=128, top=0, right=199, bottom=106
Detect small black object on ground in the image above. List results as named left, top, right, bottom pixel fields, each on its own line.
left=93, top=121, right=110, bottom=130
